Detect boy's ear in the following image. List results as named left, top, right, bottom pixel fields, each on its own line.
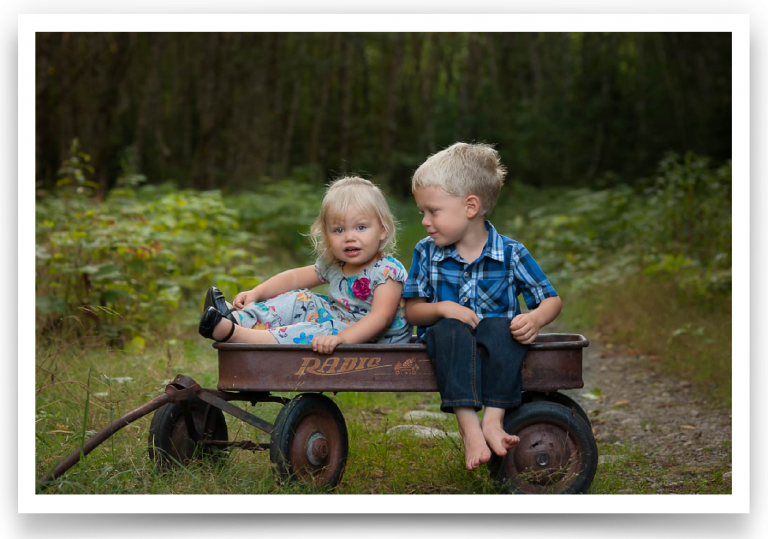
left=465, top=195, right=481, bottom=218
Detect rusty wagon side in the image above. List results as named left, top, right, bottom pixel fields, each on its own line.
left=215, top=333, right=588, bottom=394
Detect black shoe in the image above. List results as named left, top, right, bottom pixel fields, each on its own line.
left=204, top=286, right=238, bottom=324
left=199, top=306, right=236, bottom=342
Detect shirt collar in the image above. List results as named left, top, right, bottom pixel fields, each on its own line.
left=431, top=221, right=505, bottom=263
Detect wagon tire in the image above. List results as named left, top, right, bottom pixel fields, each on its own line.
left=522, top=391, right=592, bottom=427
left=148, top=396, right=229, bottom=469
left=488, top=401, right=598, bottom=494
left=270, top=393, right=348, bottom=489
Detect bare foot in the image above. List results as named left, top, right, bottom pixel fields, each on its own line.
left=454, top=408, right=492, bottom=470
left=481, top=422, right=519, bottom=457
left=462, top=429, right=493, bottom=471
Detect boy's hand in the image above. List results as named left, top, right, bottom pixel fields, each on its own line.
left=439, top=301, right=480, bottom=328
left=510, top=313, right=542, bottom=344
left=311, top=334, right=344, bottom=355
left=233, top=289, right=258, bottom=309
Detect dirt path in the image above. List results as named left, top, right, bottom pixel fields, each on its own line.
left=564, top=337, right=733, bottom=493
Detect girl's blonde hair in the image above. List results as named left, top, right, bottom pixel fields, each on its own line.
left=310, top=176, right=397, bottom=262
left=412, top=142, right=507, bottom=217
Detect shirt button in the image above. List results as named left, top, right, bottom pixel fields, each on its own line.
left=461, top=297, right=468, bottom=304
left=463, top=272, right=469, bottom=278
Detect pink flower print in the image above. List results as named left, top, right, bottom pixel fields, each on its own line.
left=351, top=277, right=372, bottom=300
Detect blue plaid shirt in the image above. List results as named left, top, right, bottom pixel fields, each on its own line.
left=403, top=221, right=558, bottom=339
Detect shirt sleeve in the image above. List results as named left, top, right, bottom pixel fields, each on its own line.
left=510, top=243, right=558, bottom=309
left=370, top=255, right=409, bottom=291
left=402, top=241, right=434, bottom=300
left=314, top=257, right=330, bottom=283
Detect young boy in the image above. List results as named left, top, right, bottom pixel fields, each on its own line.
left=403, top=142, right=562, bottom=471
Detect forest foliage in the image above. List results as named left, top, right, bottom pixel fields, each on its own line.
left=35, top=32, right=731, bottom=197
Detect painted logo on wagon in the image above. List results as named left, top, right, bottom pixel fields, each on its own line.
left=393, top=358, right=419, bottom=375
left=295, top=356, right=387, bottom=376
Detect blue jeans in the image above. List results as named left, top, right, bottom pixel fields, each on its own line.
left=424, top=317, right=528, bottom=413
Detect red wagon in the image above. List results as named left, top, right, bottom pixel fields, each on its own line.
left=41, top=333, right=597, bottom=494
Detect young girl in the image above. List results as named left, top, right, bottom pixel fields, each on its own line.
left=198, top=176, right=412, bottom=354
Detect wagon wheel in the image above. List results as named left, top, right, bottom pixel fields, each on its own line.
left=148, top=396, right=229, bottom=468
left=488, top=401, right=598, bottom=494
left=269, top=393, right=348, bottom=489
left=522, top=391, right=592, bottom=427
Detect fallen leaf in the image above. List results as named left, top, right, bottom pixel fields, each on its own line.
left=127, top=336, right=145, bottom=353
left=648, top=355, right=660, bottom=361
left=679, top=424, right=696, bottom=430
left=581, top=388, right=603, bottom=401
left=614, top=399, right=630, bottom=406
left=626, top=348, right=642, bottom=355
left=47, top=430, right=74, bottom=435
left=606, top=343, right=614, bottom=349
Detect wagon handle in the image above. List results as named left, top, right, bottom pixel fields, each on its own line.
left=37, top=375, right=201, bottom=488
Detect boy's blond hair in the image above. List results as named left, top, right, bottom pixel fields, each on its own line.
left=310, top=176, right=397, bottom=261
left=412, top=142, right=507, bottom=217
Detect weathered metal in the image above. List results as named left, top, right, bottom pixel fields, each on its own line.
left=504, top=422, right=581, bottom=494
left=196, top=388, right=275, bottom=434
left=215, top=333, right=588, bottom=393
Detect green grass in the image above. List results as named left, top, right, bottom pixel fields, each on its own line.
left=588, top=443, right=732, bottom=495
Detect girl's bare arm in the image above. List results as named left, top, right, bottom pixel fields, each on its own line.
left=311, top=280, right=403, bottom=354
left=234, top=265, right=324, bottom=308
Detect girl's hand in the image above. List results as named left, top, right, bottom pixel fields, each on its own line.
left=311, top=334, right=344, bottom=355
left=510, top=313, right=542, bottom=344
left=233, top=289, right=257, bottom=309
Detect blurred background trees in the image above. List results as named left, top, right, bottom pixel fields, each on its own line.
left=35, top=32, right=731, bottom=198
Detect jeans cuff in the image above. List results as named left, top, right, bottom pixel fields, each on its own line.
left=440, top=399, right=483, bottom=414
left=483, top=398, right=522, bottom=410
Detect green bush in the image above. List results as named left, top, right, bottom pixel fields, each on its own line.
left=496, top=152, right=731, bottom=300
left=36, top=176, right=265, bottom=341
left=225, top=179, right=324, bottom=260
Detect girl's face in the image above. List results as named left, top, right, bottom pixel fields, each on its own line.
left=326, top=206, right=387, bottom=270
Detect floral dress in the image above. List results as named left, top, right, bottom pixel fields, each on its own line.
left=233, top=255, right=412, bottom=345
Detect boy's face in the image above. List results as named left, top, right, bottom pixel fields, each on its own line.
left=413, top=185, right=473, bottom=247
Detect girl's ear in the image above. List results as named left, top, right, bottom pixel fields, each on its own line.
left=465, top=195, right=481, bottom=218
